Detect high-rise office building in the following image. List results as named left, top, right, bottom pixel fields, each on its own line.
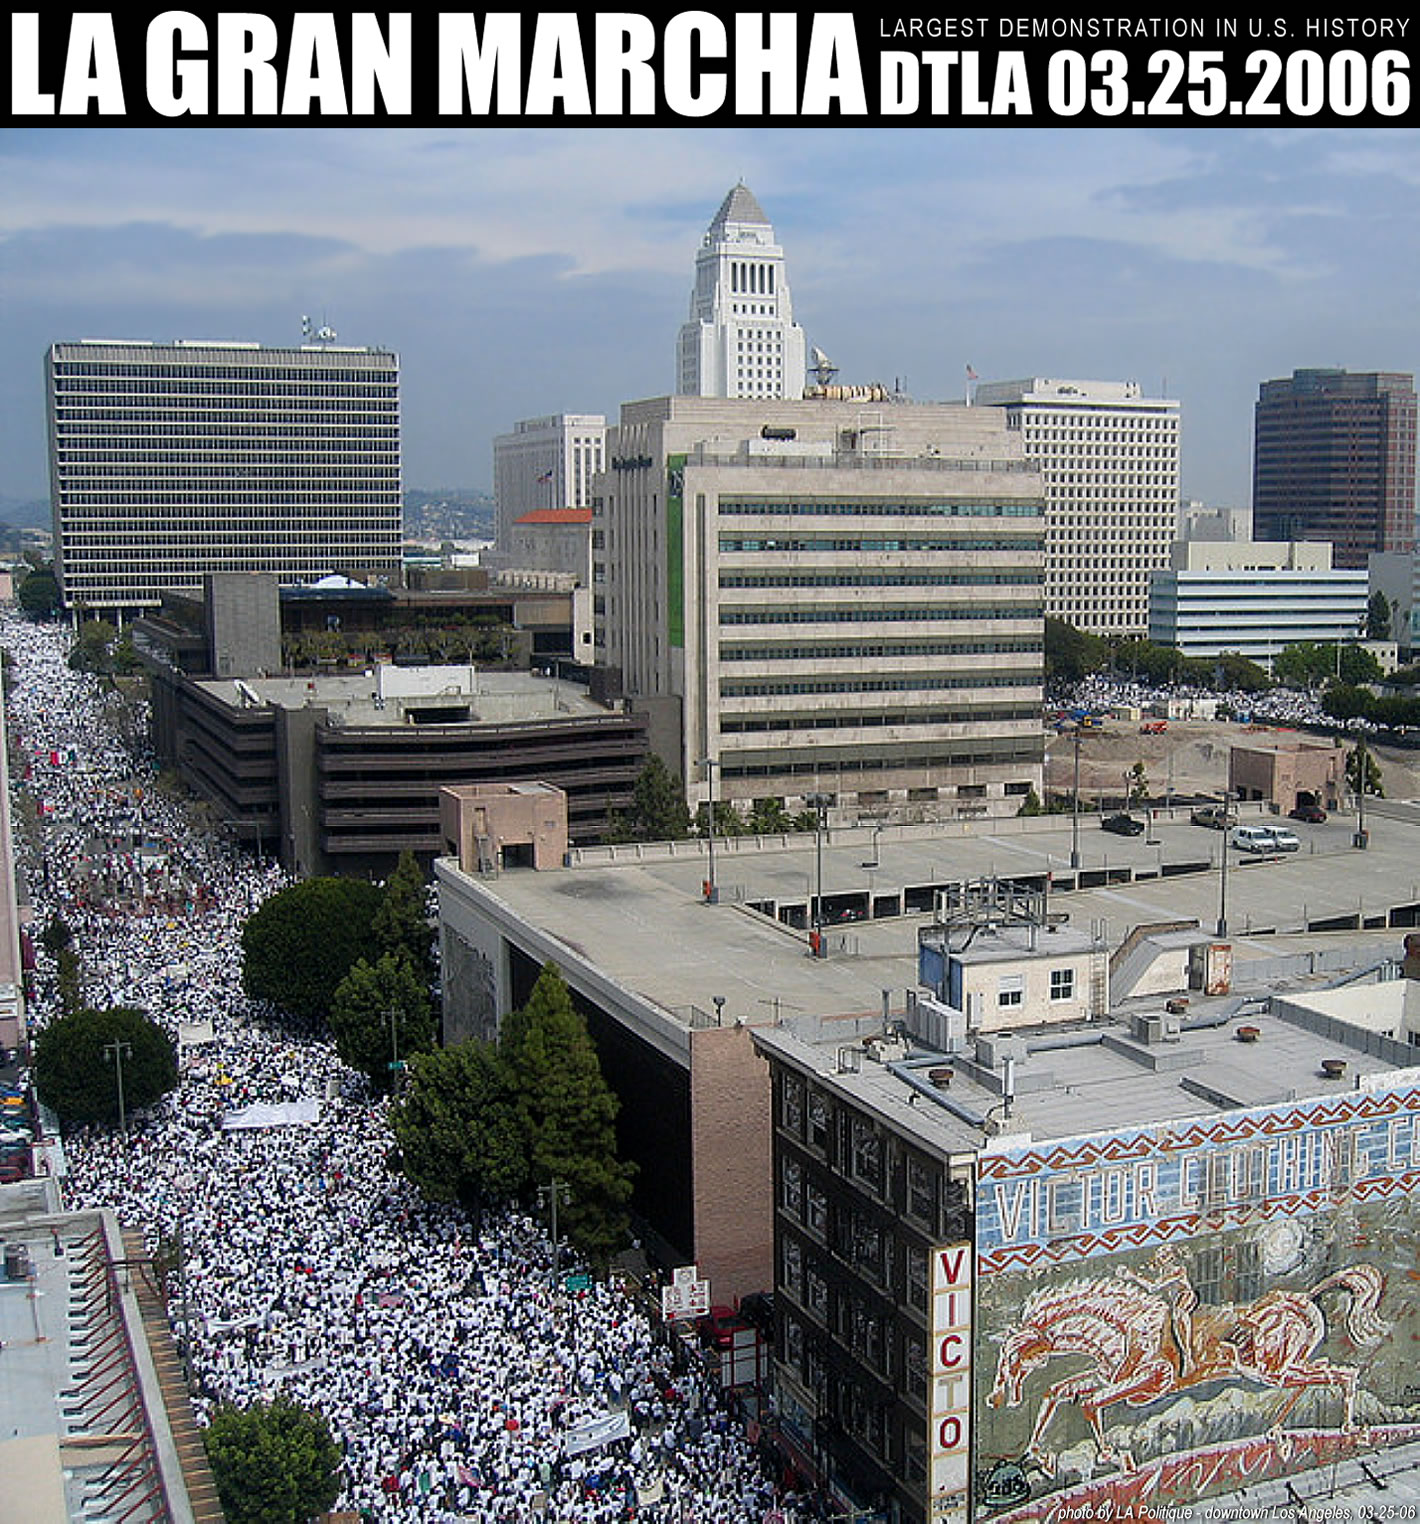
left=675, top=184, right=808, bottom=401
left=1253, top=368, right=1417, bottom=569
left=592, top=396, right=1045, bottom=816
left=491, top=413, right=606, bottom=553
left=47, top=339, right=401, bottom=617
left=974, top=378, right=1181, bottom=636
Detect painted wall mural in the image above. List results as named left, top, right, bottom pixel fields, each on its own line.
left=974, top=1082, right=1420, bottom=1520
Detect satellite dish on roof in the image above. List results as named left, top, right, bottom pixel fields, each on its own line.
left=809, top=347, right=838, bottom=386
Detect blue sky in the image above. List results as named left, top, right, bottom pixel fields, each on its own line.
left=2, top=126, right=1416, bottom=507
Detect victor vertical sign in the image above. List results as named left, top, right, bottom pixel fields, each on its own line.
left=929, top=1241, right=972, bottom=1522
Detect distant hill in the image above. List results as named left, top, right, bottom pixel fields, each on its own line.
left=0, top=498, right=52, bottom=531
left=404, top=489, right=495, bottom=544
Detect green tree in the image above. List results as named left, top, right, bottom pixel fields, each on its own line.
left=1127, top=762, right=1149, bottom=807
left=1044, top=617, right=1107, bottom=685
left=1367, top=588, right=1395, bottom=641
left=16, top=563, right=60, bottom=618
left=1348, top=743, right=1384, bottom=799
left=1016, top=785, right=1044, bottom=817
left=500, top=963, right=635, bottom=1265
left=39, top=912, right=73, bottom=957
left=607, top=755, right=692, bottom=843
left=240, top=877, right=384, bottom=1024
left=68, top=618, right=121, bottom=674
left=372, top=849, right=435, bottom=978
left=203, top=1398, right=342, bottom=1524
left=33, top=1007, right=178, bottom=1126
left=1336, top=643, right=1382, bottom=686
left=749, top=796, right=794, bottom=834
left=391, top=1041, right=528, bottom=1213
left=328, top=952, right=435, bottom=1092
left=1213, top=653, right=1271, bottom=694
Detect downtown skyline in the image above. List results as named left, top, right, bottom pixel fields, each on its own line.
left=2, top=124, right=1416, bottom=510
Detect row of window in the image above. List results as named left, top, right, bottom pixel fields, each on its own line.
left=717, top=498, right=1042, bottom=519
left=720, top=674, right=1039, bottom=698
left=719, top=604, right=1042, bottom=625
left=718, top=536, right=1041, bottom=554
left=720, top=571, right=1042, bottom=589
left=719, top=639, right=1039, bottom=662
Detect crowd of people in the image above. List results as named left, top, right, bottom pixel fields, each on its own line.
left=3, top=614, right=791, bottom=1524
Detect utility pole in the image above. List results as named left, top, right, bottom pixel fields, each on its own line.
left=699, top=757, right=719, bottom=903
left=1216, top=792, right=1232, bottom=938
left=805, top=794, right=832, bottom=956
left=1070, top=726, right=1082, bottom=870
left=538, top=1177, right=573, bottom=1280
left=385, top=1002, right=406, bottom=1089
left=103, top=1039, right=133, bottom=1135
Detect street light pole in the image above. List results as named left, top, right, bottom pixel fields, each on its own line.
left=103, top=1039, right=133, bottom=1135
left=699, top=757, right=719, bottom=903
left=805, top=793, right=831, bottom=956
left=1070, top=726, right=1082, bottom=870
left=1217, top=792, right=1232, bottom=938
left=385, top=1002, right=405, bottom=1090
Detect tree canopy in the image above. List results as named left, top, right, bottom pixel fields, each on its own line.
left=500, top=963, right=635, bottom=1265
left=605, top=755, right=692, bottom=843
left=16, top=562, right=60, bottom=619
left=371, top=849, right=435, bottom=978
left=329, top=952, right=435, bottom=1092
left=391, top=1040, right=528, bottom=1214
left=34, top=1006, right=178, bottom=1126
left=203, top=1398, right=342, bottom=1524
left=240, top=876, right=384, bottom=1024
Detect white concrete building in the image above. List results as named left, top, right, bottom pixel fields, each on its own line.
left=491, top=413, right=606, bottom=553
left=47, top=339, right=402, bottom=617
left=974, top=377, right=1181, bottom=636
left=1149, top=540, right=1368, bottom=663
left=592, top=396, right=1046, bottom=815
left=675, top=184, right=808, bottom=401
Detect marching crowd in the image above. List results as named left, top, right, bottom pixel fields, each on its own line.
left=3, top=614, right=789, bottom=1524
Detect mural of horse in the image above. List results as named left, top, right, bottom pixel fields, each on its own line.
left=986, top=1250, right=1387, bottom=1477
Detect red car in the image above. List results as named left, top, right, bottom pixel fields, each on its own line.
left=1289, top=803, right=1327, bottom=823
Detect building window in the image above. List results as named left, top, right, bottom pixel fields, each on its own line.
left=905, top=1242, right=928, bottom=1311
left=851, top=1116, right=883, bottom=1192
left=782, top=1157, right=803, bottom=1218
left=1050, top=968, right=1075, bottom=1001
left=805, top=1181, right=828, bottom=1240
left=907, top=1156, right=935, bottom=1226
left=782, top=1072, right=804, bottom=1134
left=807, top=1089, right=829, bottom=1153
left=998, top=974, right=1025, bottom=1009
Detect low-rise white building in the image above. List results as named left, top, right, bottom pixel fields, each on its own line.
left=1149, top=540, right=1368, bottom=664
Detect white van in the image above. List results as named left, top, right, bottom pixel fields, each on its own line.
left=1263, top=826, right=1301, bottom=852
left=1230, top=824, right=1274, bottom=854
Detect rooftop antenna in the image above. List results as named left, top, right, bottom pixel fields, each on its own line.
left=301, top=313, right=338, bottom=345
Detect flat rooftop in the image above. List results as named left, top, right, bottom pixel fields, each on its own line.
left=0, top=1185, right=191, bottom=1524
left=455, top=805, right=1419, bottom=1035
left=755, top=993, right=1415, bottom=1157
left=198, top=666, right=608, bottom=727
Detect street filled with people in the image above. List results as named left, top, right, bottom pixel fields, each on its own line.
left=3, top=614, right=789, bottom=1523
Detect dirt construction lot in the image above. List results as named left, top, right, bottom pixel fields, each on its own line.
left=1044, top=720, right=1420, bottom=805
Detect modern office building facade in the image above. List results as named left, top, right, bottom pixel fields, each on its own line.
left=675, top=184, right=808, bottom=401
left=1148, top=540, right=1368, bottom=665
left=491, top=413, right=606, bottom=553
left=1253, top=368, right=1417, bottom=569
left=47, top=339, right=402, bottom=617
left=591, top=396, right=1046, bottom=815
left=974, top=377, right=1182, bottom=636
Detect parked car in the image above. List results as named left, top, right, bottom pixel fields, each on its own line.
left=1191, top=805, right=1229, bottom=829
left=1264, top=826, right=1301, bottom=852
left=1230, top=824, right=1275, bottom=854
left=1289, top=803, right=1327, bottom=823
left=1102, top=813, right=1145, bottom=837
left=1140, top=720, right=1168, bottom=734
